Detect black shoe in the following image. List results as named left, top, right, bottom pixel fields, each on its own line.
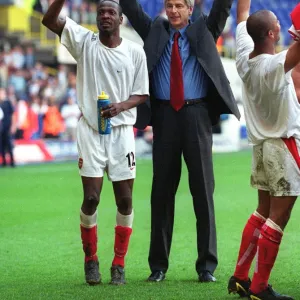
left=228, top=275, right=251, bottom=297
left=198, top=270, right=216, bottom=282
left=110, top=265, right=126, bottom=285
left=84, top=260, right=101, bottom=285
left=147, top=271, right=166, bottom=282
left=249, top=285, right=294, bottom=300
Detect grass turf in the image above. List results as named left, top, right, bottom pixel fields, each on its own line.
left=0, top=151, right=299, bottom=300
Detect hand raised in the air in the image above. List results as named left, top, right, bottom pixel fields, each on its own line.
left=289, top=3, right=300, bottom=41
left=101, top=103, right=125, bottom=119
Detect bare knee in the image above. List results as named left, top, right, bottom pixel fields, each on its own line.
left=82, top=193, right=100, bottom=215
left=117, top=196, right=132, bottom=215
left=269, top=210, right=292, bottom=230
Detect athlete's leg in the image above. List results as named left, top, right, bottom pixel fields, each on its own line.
left=229, top=144, right=269, bottom=297
left=249, top=138, right=298, bottom=299
left=110, top=179, right=134, bottom=285
left=80, top=177, right=104, bottom=285
left=77, top=117, right=106, bottom=285
left=250, top=195, right=296, bottom=296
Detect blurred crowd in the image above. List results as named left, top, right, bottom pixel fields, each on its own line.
left=0, top=46, right=81, bottom=143
left=33, top=0, right=102, bottom=25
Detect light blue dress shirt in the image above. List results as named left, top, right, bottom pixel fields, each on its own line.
left=151, top=23, right=209, bottom=100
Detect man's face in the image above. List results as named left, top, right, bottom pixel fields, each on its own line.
left=97, top=1, right=123, bottom=34
left=165, top=0, right=193, bottom=30
left=268, top=12, right=281, bottom=43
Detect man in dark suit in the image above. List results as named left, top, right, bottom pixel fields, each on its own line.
left=120, top=0, right=240, bottom=282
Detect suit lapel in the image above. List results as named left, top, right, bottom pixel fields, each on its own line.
left=148, top=19, right=170, bottom=73
left=157, top=24, right=170, bottom=58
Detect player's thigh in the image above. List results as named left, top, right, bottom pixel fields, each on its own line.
left=257, top=190, right=271, bottom=218
left=107, top=125, right=136, bottom=182
left=251, top=144, right=269, bottom=191
left=77, top=117, right=106, bottom=178
left=263, top=138, right=300, bottom=196
left=82, top=176, right=104, bottom=199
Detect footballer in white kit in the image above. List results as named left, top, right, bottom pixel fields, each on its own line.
left=42, top=0, right=149, bottom=287
left=236, top=21, right=300, bottom=196
left=61, top=16, right=149, bottom=180
left=228, top=1, right=300, bottom=299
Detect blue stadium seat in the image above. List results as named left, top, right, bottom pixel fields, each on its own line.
left=139, top=0, right=164, bottom=18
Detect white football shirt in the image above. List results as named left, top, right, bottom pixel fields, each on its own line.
left=61, top=17, right=149, bottom=130
left=236, top=21, right=300, bottom=145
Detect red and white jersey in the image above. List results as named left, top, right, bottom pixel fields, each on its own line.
left=61, top=17, right=149, bottom=130
left=236, top=21, right=300, bottom=145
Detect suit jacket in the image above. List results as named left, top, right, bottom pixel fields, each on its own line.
left=120, top=0, right=241, bottom=129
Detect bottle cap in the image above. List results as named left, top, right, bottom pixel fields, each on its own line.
left=98, top=91, right=109, bottom=100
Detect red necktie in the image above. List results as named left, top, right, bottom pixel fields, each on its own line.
left=170, top=32, right=184, bottom=111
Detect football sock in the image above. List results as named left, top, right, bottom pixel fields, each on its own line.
left=250, top=219, right=283, bottom=294
left=112, top=210, right=133, bottom=267
left=80, top=209, right=98, bottom=263
left=116, top=210, right=134, bottom=228
left=234, top=211, right=266, bottom=281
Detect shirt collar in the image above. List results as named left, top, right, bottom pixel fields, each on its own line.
left=170, top=21, right=190, bottom=40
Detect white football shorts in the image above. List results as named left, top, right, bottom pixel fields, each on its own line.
left=251, top=138, right=300, bottom=196
left=77, top=117, right=136, bottom=181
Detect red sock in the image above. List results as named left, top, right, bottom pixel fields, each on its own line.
left=80, top=225, right=98, bottom=263
left=234, top=213, right=265, bottom=281
left=250, top=222, right=283, bottom=294
left=112, top=226, right=132, bottom=268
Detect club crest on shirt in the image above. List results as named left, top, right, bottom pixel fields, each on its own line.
left=91, top=34, right=97, bottom=41
left=78, top=158, right=83, bottom=169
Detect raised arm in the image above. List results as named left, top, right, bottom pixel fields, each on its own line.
left=237, top=0, right=250, bottom=24
left=285, top=4, right=300, bottom=73
left=284, top=42, right=300, bottom=73
left=41, top=0, right=66, bottom=37
left=206, top=0, right=234, bottom=41
left=119, top=0, right=152, bottom=41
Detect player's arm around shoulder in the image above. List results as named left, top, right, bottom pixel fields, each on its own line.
left=206, top=0, right=234, bottom=41
left=119, top=0, right=152, bottom=40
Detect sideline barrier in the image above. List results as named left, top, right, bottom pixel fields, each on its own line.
left=0, top=139, right=77, bottom=165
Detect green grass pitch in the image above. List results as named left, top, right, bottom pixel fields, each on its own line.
left=0, top=151, right=299, bottom=299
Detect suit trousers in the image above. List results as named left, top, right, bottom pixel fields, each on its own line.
left=148, top=100, right=218, bottom=274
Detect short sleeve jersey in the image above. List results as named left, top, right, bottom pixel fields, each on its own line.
left=61, top=17, right=149, bottom=130
left=236, top=21, right=300, bottom=145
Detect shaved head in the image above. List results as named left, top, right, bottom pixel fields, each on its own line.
left=98, top=0, right=123, bottom=16
left=246, top=10, right=277, bottom=43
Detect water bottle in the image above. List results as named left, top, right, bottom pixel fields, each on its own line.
left=97, top=91, right=111, bottom=135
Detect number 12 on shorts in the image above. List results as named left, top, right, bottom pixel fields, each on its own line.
left=126, top=152, right=136, bottom=169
